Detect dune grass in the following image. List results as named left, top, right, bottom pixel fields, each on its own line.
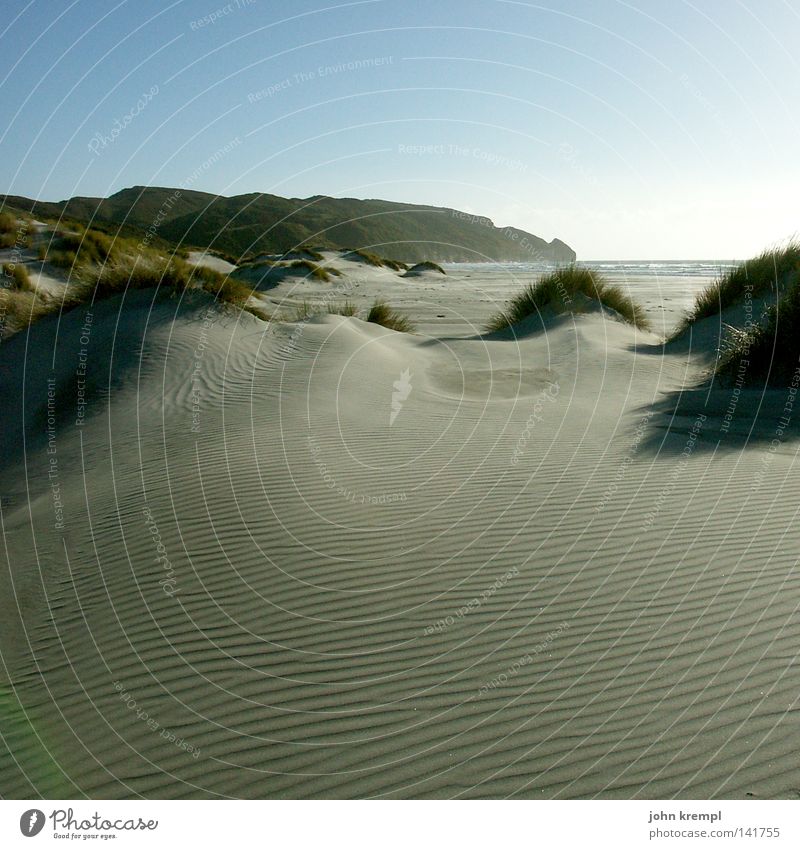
left=343, top=249, right=408, bottom=272
left=2, top=262, right=34, bottom=292
left=366, top=299, right=415, bottom=332
left=0, top=211, right=33, bottom=249
left=289, top=259, right=341, bottom=281
left=291, top=246, right=325, bottom=262
left=0, top=287, right=53, bottom=335
left=486, top=265, right=649, bottom=332
left=406, top=261, right=445, bottom=275
left=2, top=225, right=273, bottom=337
left=289, top=300, right=360, bottom=321
left=676, top=243, right=800, bottom=336
left=331, top=300, right=358, bottom=316
left=715, top=264, right=800, bottom=386
left=41, top=229, right=122, bottom=270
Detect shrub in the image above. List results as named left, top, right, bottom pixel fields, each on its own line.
left=366, top=299, right=415, bottom=332
left=486, top=265, right=649, bottom=332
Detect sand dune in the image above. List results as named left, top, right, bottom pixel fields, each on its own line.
left=1, top=261, right=799, bottom=800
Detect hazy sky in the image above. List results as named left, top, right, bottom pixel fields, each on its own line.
left=2, top=0, right=798, bottom=258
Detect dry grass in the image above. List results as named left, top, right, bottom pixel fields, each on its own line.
left=2, top=262, right=35, bottom=292
left=0, top=211, right=33, bottom=249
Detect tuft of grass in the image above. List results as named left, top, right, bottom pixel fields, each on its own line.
left=288, top=300, right=359, bottom=321
left=486, top=265, right=649, bottom=332
left=716, top=274, right=800, bottom=386
left=2, top=262, right=34, bottom=292
left=330, top=300, right=358, bottom=316
left=199, top=270, right=270, bottom=320
left=292, top=246, right=325, bottom=262
left=0, top=212, right=18, bottom=248
left=366, top=299, right=415, bottom=332
left=681, top=242, right=800, bottom=330
left=42, top=229, right=116, bottom=269
left=289, top=259, right=337, bottom=281
left=343, top=249, right=408, bottom=271
left=0, top=287, right=52, bottom=336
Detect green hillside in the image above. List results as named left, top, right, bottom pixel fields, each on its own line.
left=4, top=186, right=575, bottom=264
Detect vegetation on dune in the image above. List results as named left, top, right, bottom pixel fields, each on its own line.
left=2, top=225, right=271, bottom=337
left=2, top=262, right=34, bottom=292
left=0, top=210, right=33, bottom=249
left=406, top=261, right=445, bottom=275
left=486, top=265, right=649, bottom=333
left=237, top=258, right=340, bottom=281
left=39, top=228, right=120, bottom=270
left=330, top=300, right=358, bottom=316
left=675, top=242, right=800, bottom=335
left=366, top=299, right=415, bottom=332
left=714, top=253, right=800, bottom=386
left=285, top=246, right=324, bottom=262
left=289, top=259, right=341, bottom=281
left=0, top=212, right=19, bottom=248
left=290, top=300, right=359, bottom=321
left=343, top=249, right=408, bottom=271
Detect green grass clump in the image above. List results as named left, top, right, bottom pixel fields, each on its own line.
left=366, top=299, right=415, bottom=332
left=716, top=273, right=800, bottom=386
left=486, top=265, right=649, bottom=332
left=683, top=243, right=800, bottom=329
left=2, top=262, right=34, bottom=292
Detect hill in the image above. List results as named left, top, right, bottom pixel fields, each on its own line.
left=3, top=186, right=576, bottom=264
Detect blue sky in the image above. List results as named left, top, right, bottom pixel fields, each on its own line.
left=1, top=0, right=798, bottom=258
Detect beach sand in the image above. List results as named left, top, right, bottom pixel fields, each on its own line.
left=1, top=256, right=798, bottom=799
